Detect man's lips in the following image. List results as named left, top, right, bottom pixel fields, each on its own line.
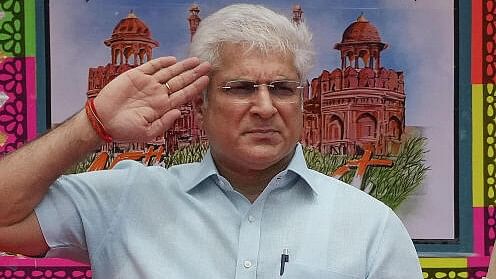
left=245, top=128, right=279, bottom=134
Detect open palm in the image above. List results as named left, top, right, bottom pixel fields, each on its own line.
left=92, top=56, right=210, bottom=142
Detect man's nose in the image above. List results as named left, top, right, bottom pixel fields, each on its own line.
left=249, top=85, right=277, bottom=118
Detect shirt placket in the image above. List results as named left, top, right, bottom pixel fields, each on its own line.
left=234, top=174, right=286, bottom=279
left=234, top=198, right=263, bottom=279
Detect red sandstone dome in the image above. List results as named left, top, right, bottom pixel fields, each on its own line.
left=104, top=11, right=157, bottom=46
left=341, top=14, right=382, bottom=43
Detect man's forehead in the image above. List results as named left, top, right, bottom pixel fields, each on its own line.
left=213, top=44, right=298, bottom=81
left=219, top=43, right=291, bottom=62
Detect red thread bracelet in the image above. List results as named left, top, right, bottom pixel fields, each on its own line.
left=85, top=98, right=113, bottom=143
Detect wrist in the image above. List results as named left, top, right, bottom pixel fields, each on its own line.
left=75, top=109, right=106, bottom=149
left=84, top=98, right=113, bottom=143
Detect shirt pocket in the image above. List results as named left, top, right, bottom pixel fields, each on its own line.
left=282, top=262, right=359, bottom=279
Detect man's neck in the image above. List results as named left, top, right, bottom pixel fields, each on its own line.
left=213, top=150, right=295, bottom=203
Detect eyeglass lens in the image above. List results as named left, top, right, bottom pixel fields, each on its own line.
left=221, top=80, right=302, bottom=103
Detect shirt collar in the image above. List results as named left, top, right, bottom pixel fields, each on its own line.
left=183, top=143, right=320, bottom=195
left=286, top=143, right=320, bottom=195
left=183, top=148, right=219, bottom=192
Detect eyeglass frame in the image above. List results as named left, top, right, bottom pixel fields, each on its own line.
left=217, top=79, right=304, bottom=104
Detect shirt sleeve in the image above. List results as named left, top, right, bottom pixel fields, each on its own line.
left=366, top=209, right=423, bottom=278
left=34, top=161, right=138, bottom=263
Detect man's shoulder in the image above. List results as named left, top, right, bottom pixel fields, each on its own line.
left=63, top=160, right=203, bottom=190
left=111, top=159, right=202, bottom=175
left=305, top=168, right=391, bottom=213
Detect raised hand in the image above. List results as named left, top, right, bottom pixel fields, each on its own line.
left=0, top=57, right=207, bottom=257
left=93, top=56, right=210, bottom=142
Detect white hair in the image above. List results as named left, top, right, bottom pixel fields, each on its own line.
left=189, top=3, right=315, bottom=80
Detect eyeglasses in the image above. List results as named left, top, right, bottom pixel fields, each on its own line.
left=218, top=80, right=303, bottom=103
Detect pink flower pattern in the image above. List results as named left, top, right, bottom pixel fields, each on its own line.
left=0, top=58, right=26, bottom=154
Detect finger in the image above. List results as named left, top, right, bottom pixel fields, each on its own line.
left=168, top=75, right=209, bottom=109
left=152, top=57, right=202, bottom=84
left=164, top=61, right=211, bottom=94
left=149, top=75, right=209, bottom=113
left=146, top=109, right=182, bottom=137
left=163, top=82, right=173, bottom=93
left=136, top=56, right=177, bottom=75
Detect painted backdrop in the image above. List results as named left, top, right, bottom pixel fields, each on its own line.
left=48, top=0, right=454, bottom=240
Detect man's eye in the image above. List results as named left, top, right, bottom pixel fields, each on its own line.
left=231, top=84, right=253, bottom=90
left=274, top=84, right=293, bottom=91
left=272, top=82, right=297, bottom=95
left=227, top=82, right=255, bottom=95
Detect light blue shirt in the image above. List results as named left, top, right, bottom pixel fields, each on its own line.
left=35, top=144, right=422, bottom=278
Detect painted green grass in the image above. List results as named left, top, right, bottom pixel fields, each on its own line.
left=69, top=137, right=428, bottom=209
left=65, top=152, right=96, bottom=174
left=303, top=136, right=429, bottom=209
left=162, top=143, right=209, bottom=168
left=365, top=137, right=429, bottom=209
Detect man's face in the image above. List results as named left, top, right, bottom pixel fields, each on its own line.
left=198, top=44, right=303, bottom=173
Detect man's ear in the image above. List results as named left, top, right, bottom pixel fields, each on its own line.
left=193, top=93, right=205, bottom=128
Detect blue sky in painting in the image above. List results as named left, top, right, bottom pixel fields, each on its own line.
left=49, top=0, right=453, bottom=126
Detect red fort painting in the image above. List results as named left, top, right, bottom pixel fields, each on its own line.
left=302, top=14, right=406, bottom=156
left=86, top=6, right=410, bottom=161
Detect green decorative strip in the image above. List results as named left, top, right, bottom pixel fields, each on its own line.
left=23, top=0, right=35, bottom=56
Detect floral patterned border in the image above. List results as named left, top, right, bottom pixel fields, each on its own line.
left=484, top=0, right=496, bottom=240
left=422, top=268, right=485, bottom=279
left=0, top=266, right=92, bottom=279
left=0, top=0, right=27, bottom=154
left=0, top=57, right=28, bottom=154
left=0, top=0, right=92, bottom=276
left=483, top=0, right=496, bottom=269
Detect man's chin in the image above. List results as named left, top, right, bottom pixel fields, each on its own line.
left=239, top=146, right=291, bottom=169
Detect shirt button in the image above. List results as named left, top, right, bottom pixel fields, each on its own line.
left=248, top=215, right=256, bottom=222
left=243, top=260, right=252, bottom=268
